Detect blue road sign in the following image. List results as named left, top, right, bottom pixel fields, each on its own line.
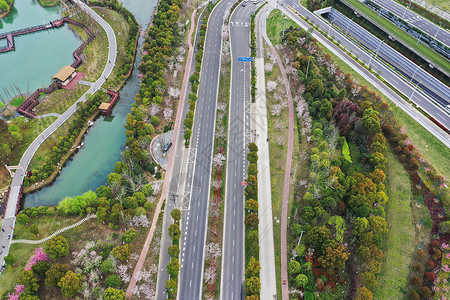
left=238, top=57, right=253, bottom=62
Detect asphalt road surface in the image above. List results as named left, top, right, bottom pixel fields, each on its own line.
left=328, top=8, right=449, bottom=106
left=221, top=3, right=259, bottom=300
left=370, top=0, right=450, bottom=47
left=175, top=0, right=233, bottom=298
left=0, top=0, right=117, bottom=271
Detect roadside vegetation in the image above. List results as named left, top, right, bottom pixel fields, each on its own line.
left=274, top=21, right=449, bottom=298
left=374, top=149, right=414, bottom=299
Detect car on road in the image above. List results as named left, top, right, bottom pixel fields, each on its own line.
left=6, top=234, right=10, bottom=240
left=163, top=142, right=172, bottom=152
left=242, top=2, right=245, bottom=6
left=445, top=105, right=450, bottom=114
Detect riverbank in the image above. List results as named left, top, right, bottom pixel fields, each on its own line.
left=22, top=3, right=139, bottom=194
left=0, top=0, right=13, bottom=19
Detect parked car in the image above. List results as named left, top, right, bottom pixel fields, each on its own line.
left=163, top=142, right=172, bottom=152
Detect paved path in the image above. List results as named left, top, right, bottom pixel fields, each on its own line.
left=11, top=214, right=96, bottom=244
left=149, top=130, right=174, bottom=170
left=0, top=0, right=117, bottom=270
left=79, top=80, right=95, bottom=87
left=253, top=5, right=277, bottom=299
left=262, top=3, right=295, bottom=299
left=126, top=7, right=198, bottom=299
left=36, top=113, right=62, bottom=118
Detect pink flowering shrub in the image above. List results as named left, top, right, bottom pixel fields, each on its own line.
left=24, top=247, right=48, bottom=271
left=8, top=284, right=25, bottom=300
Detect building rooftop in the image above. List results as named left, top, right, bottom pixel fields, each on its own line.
left=52, top=66, right=75, bottom=81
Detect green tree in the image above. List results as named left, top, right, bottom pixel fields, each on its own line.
left=45, top=264, right=69, bottom=286
left=168, top=245, right=180, bottom=258
left=122, top=229, right=138, bottom=243
left=105, top=275, right=122, bottom=288
left=171, top=209, right=182, bottom=222
left=245, top=257, right=261, bottom=278
left=107, top=172, right=123, bottom=187
left=58, top=271, right=82, bottom=298
left=167, top=258, right=180, bottom=278
left=306, top=226, right=331, bottom=253
left=165, top=279, right=178, bottom=298
left=360, top=272, right=378, bottom=290
left=4, top=253, right=16, bottom=265
left=102, top=287, right=125, bottom=300
left=361, top=108, right=381, bottom=135
left=123, top=196, right=138, bottom=210
left=356, top=286, right=373, bottom=300
left=100, top=256, right=116, bottom=274
left=141, top=183, right=153, bottom=196
left=17, top=270, right=39, bottom=293
left=29, top=224, right=39, bottom=235
left=288, top=260, right=301, bottom=275
left=168, top=223, right=181, bottom=240
left=294, top=274, right=308, bottom=287
left=45, top=236, right=69, bottom=258
left=31, top=261, right=50, bottom=278
left=17, top=213, right=30, bottom=225
left=112, top=244, right=131, bottom=261
left=245, top=277, right=261, bottom=295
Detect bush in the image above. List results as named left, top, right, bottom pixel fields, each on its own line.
left=410, top=276, right=422, bottom=287
left=424, top=271, right=436, bottom=282
left=122, top=229, right=138, bottom=243
left=105, top=275, right=122, bottom=288
left=439, top=221, right=450, bottom=234
left=45, top=236, right=69, bottom=259
left=420, top=286, right=431, bottom=298
left=288, top=260, right=301, bottom=275
left=245, top=277, right=261, bottom=295
left=168, top=245, right=180, bottom=258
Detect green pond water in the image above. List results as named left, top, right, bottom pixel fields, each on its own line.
left=0, top=0, right=81, bottom=102
left=24, top=0, right=158, bottom=207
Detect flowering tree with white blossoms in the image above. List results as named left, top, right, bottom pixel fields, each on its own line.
left=267, top=80, right=278, bottom=92
left=212, top=153, right=226, bottom=168
left=163, top=108, right=173, bottom=121
left=168, top=87, right=180, bottom=98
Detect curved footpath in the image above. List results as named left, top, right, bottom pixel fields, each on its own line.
left=0, top=0, right=117, bottom=271
left=260, top=3, right=295, bottom=299
left=11, top=214, right=96, bottom=245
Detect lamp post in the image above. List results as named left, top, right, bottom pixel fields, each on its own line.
left=345, top=18, right=353, bottom=36
left=410, top=80, right=423, bottom=102
left=410, top=64, right=421, bottom=83
left=368, top=40, right=384, bottom=68
left=328, top=19, right=334, bottom=36
left=434, top=21, right=442, bottom=39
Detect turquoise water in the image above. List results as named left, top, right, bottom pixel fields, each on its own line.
left=0, top=0, right=81, bottom=102
left=24, top=0, right=158, bottom=207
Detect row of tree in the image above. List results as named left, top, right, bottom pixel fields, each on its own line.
left=244, top=143, right=261, bottom=298
left=165, top=209, right=182, bottom=298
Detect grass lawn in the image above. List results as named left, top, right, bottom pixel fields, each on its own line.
left=6, top=116, right=57, bottom=166
left=9, top=96, right=25, bottom=107
left=263, top=40, right=301, bottom=300
left=426, top=0, right=450, bottom=11
left=374, top=149, right=414, bottom=299
left=33, top=84, right=89, bottom=116
left=70, top=11, right=108, bottom=82
left=266, top=9, right=300, bottom=45
left=94, top=7, right=132, bottom=91
left=0, top=215, right=86, bottom=295
left=37, top=0, right=60, bottom=7
left=344, top=0, right=450, bottom=74
left=315, top=39, right=449, bottom=180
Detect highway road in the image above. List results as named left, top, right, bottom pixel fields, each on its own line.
left=278, top=1, right=449, bottom=147
left=175, top=0, right=233, bottom=298
left=328, top=8, right=449, bottom=106
left=370, top=0, right=450, bottom=47
left=0, top=0, right=117, bottom=271
left=221, top=3, right=258, bottom=300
